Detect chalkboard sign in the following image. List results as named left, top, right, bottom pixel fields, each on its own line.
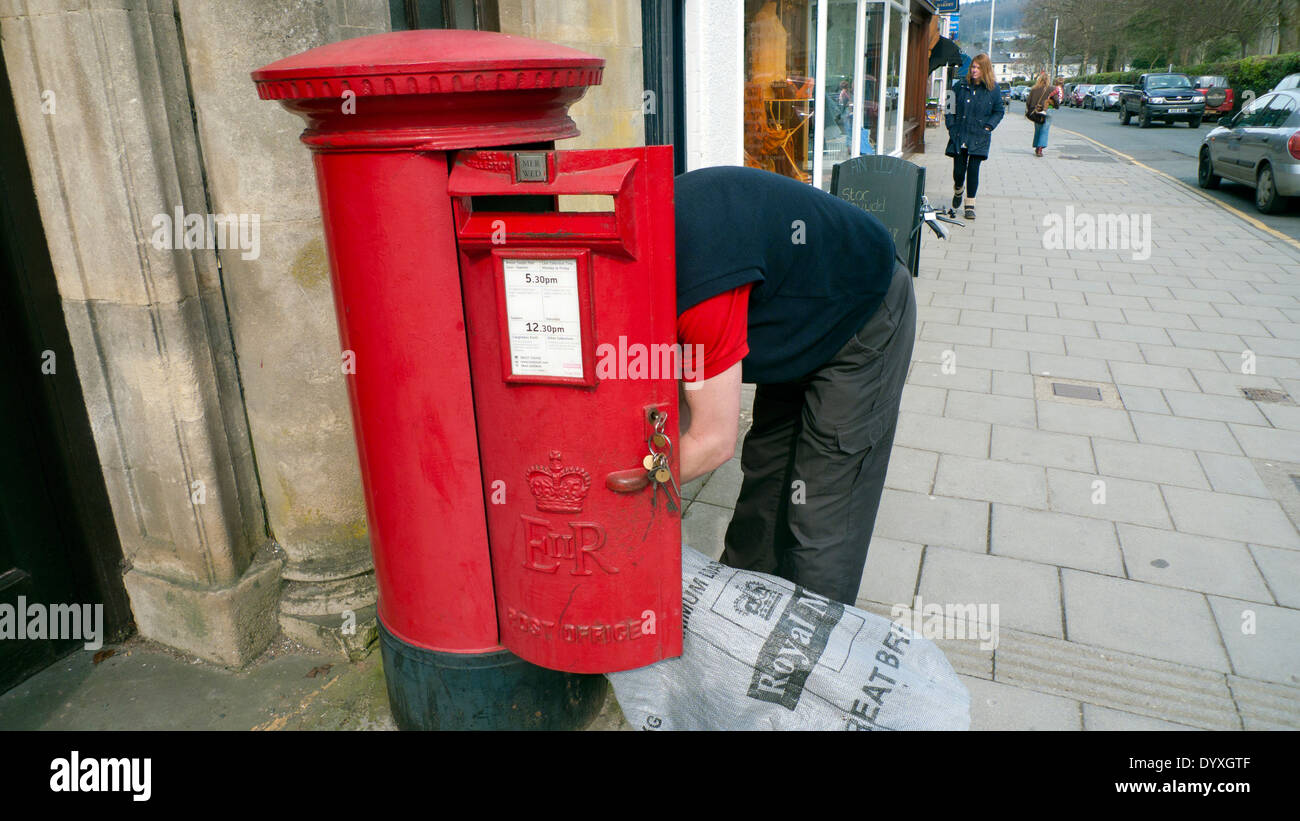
left=830, top=155, right=925, bottom=278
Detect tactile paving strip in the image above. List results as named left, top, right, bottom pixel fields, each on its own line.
left=994, top=629, right=1240, bottom=729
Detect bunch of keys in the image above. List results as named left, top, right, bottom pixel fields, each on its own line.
left=644, top=411, right=682, bottom=513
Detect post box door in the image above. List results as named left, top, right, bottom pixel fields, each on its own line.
left=449, top=146, right=684, bottom=674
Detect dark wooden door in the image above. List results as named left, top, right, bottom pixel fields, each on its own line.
left=0, top=50, right=131, bottom=692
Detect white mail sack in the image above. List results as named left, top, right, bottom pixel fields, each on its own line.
left=607, top=546, right=970, bottom=731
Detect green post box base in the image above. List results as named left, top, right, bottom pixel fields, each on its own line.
left=378, top=621, right=608, bottom=731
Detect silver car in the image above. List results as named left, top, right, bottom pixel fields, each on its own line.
left=1274, top=73, right=1300, bottom=92
left=1198, top=89, right=1300, bottom=213
left=1090, top=84, right=1125, bottom=111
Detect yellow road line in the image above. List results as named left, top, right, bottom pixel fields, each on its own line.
left=1057, top=126, right=1300, bottom=253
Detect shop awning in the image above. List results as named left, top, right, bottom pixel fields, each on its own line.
left=929, top=36, right=962, bottom=74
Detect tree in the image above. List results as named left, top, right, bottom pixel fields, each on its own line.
left=1219, top=0, right=1287, bottom=56
left=1019, top=0, right=1288, bottom=76
left=1281, top=0, right=1300, bottom=53
left=1023, top=0, right=1138, bottom=75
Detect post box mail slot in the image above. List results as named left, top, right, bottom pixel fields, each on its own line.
left=449, top=146, right=683, bottom=674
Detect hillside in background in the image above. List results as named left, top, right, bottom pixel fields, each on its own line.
left=953, top=0, right=1028, bottom=51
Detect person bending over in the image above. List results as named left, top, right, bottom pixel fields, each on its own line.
left=673, top=165, right=915, bottom=606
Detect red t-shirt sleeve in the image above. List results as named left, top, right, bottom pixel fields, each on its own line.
left=676, top=283, right=752, bottom=381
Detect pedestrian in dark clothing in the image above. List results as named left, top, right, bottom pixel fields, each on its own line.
left=945, top=52, right=1004, bottom=220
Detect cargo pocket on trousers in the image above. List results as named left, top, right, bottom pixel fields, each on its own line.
left=834, top=400, right=895, bottom=455
left=832, top=401, right=894, bottom=555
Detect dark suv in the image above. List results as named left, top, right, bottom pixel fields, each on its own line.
left=1119, top=73, right=1206, bottom=127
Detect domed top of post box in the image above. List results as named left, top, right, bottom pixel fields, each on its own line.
left=252, top=29, right=603, bottom=99
left=251, top=30, right=605, bottom=151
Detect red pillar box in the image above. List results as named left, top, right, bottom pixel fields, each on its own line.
left=253, top=30, right=681, bottom=730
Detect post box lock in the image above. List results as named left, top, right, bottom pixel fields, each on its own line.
left=604, top=407, right=682, bottom=512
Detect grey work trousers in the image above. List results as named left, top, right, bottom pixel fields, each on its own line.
left=721, top=260, right=916, bottom=605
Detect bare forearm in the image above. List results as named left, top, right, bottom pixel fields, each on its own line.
left=680, top=428, right=734, bottom=484
left=677, top=360, right=742, bottom=484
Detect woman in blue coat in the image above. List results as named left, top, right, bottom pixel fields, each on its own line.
left=944, top=53, right=1004, bottom=220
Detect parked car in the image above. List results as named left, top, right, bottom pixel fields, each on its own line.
left=1119, top=73, right=1206, bottom=127
left=1273, top=73, right=1300, bottom=92
left=1069, top=84, right=1093, bottom=107
left=1062, top=83, right=1078, bottom=106
left=1198, top=89, right=1300, bottom=213
left=1191, top=75, right=1234, bottom=120
left=1081, top=84, right=1106, bottom=109
left=1089, top=84, right=1130, bottom=111
left=1011, top=85, right=1029, bottom=101
left=998, top=82, right=1011, bottom=106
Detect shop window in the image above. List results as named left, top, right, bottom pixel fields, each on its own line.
left=390, top=0, right=499, bottom=30
left=820, top=0, right=857, bottom=185
left=744, top=0, right=913, bottom=186
left=743, top=0, right=817, bottom=183
left=881, top=3, right=904, bottom=156
left=858, top=4, right=884, bottom=157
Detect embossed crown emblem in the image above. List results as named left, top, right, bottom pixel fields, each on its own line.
left=526, top=451, right=592, bottom=514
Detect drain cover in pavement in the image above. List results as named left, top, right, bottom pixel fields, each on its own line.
left=1034, top=375, right=1123, bottom=408
left=1053, top=382, right=1103, bottom=401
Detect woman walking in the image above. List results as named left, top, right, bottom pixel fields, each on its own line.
left=1026, top=71, right=1052, bottom=156
left=945, top=53, right=1004, bottom=220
